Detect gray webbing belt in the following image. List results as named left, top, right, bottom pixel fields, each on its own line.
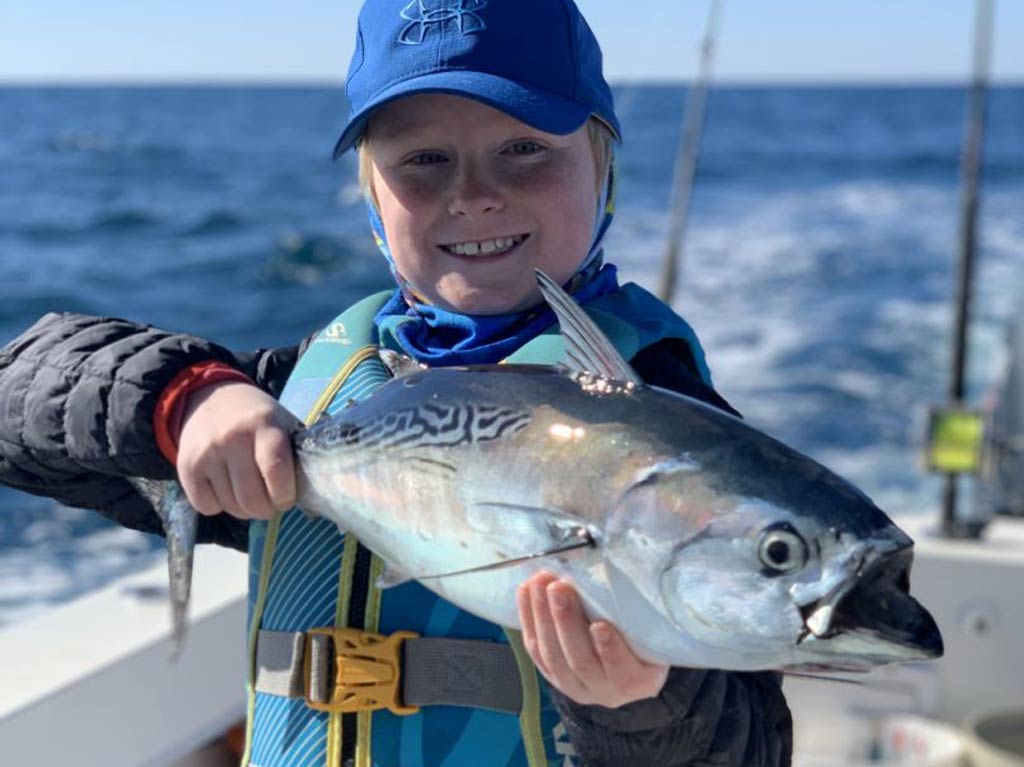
left=255, top=629, right=524, bottom=714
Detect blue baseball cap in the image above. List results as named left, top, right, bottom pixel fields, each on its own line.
left=333, top=0, right=621, bottom=159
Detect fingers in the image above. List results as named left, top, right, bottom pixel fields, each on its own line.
left=255, top=427, right=297, bottom=511
left=228, top=449, right=276, bottom=519
left=179, top=471, right=222, bottom=517
left=546, top=580, right=605, bottom=694
left=181, top=448, right=284, bottom=520
left=516, top=571, right=670, bottom=708
left=175, top=383, right=298, bottom=520
left=516, top=579, right=539, bottom=664
left=178, top=431, right=290, bottom=520
left=518, top=571, right=594, bottom=703
left=590, top=621, right=671, bottom=702
left=207, top=462, right=243, bottom=517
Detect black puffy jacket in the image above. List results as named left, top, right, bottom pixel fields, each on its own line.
left=0, top=311, right=793, bottom=767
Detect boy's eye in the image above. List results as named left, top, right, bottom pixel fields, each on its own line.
left=504, top=141, right=545, bottom=156
left=406, top=151, right=448, bottom=166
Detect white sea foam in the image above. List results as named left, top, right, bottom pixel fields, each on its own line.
left=605, top=179, right=1022, bottom=520
left=0, top=524, right=161, bottom=630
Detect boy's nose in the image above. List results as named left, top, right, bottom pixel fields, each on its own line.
left=447, top=167, right=505, bottom=218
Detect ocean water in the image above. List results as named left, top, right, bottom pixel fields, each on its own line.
left=0, top=85, right=1021, bottom=627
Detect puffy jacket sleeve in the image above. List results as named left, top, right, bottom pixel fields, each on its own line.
left=547, top=338, right=793, bottom=767
left=550, top=668, right=792, bottom=767
left=0, top=312, right=305, bottom=551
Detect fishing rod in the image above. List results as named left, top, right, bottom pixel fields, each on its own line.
left=657, top=0, right=724, bottom=304
left=939, top=0, right=996, bottom=538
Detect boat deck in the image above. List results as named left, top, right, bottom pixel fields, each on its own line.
left=0, top=545, right=248, bottom=767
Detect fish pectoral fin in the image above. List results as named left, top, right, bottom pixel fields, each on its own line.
left=467, top=501, right=594, bottom=556
left=534, top=269, right=643, bottom=386
left=376, top=560, right=414, bottom=589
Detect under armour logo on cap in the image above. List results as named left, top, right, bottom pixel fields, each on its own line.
left=334, top=0, right=621, bottom=158
left=399, top=0, right=487, bottom=45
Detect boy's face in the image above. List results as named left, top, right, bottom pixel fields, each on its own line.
left=364, top=94, right=599, bottom=314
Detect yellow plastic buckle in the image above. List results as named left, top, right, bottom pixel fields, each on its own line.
left=303, top=627, right=420, bottom=716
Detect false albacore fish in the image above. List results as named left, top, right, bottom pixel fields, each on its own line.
left=133, top=271, right=943, bottom=671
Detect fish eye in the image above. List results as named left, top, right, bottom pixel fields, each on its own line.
left=757, top=524, right=808, bottom=574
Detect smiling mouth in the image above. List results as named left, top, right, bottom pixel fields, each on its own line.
left=440, top=233, right=529, bottom=257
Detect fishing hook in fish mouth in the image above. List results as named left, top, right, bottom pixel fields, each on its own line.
left=417, top=527, right=597, bottom=581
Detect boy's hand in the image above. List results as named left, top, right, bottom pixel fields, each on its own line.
left=176, top=381, right=300, bottom=520
left=516, top=571, right=670, bottom=708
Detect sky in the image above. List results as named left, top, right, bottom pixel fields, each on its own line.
left=2, top=0, right=1022, bottom=84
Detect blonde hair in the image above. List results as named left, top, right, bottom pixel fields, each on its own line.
left=587, top=117, right=615, bottom=189
left=357, top=115, right=615, bottom=206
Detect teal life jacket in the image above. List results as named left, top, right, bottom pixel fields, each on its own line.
left=241, top=282, right=712, bottom=767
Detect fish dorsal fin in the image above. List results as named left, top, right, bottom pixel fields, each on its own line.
left=379, top=348, right=426, bottom=378
left=535, top=269, right=643, bottom=386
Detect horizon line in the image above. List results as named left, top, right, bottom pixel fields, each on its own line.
left=2, top=76, right=1023, bottom=88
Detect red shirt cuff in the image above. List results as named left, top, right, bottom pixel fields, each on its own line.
left=153, top=361, right=252, bottom=465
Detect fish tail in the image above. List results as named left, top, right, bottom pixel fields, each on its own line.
left=127, top=477, right=199, bottom=659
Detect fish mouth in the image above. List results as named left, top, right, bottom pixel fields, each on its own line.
left=796, top=544, right=944, bottom=669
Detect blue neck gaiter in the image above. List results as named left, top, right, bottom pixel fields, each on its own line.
left=371, top=163, right=619, bottom=367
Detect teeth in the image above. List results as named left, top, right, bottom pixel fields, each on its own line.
left=446, top=235, right=525, bottom=256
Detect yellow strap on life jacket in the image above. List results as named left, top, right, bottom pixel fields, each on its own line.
left=326, top=533, right=360, bottom=766
left=242, top=345, right=381, bottom=767
left=356, top=555, right=386, bottom=767
left=505, top=629, right=547, bottom=767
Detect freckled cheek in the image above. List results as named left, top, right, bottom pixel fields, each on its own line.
left=502, top=161, right=586, bottom=198
left=379, top=174, right=448, bottom=212
left=507, top=165, right=596, bottom=246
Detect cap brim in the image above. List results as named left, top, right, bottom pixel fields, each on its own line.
left=332, top=70, right=600, bottom=159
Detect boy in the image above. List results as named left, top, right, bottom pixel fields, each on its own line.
left=0, top=0, right=792, bottom=765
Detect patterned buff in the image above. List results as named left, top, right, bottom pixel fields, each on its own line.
left=372, top=163, right=620, bottom=367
